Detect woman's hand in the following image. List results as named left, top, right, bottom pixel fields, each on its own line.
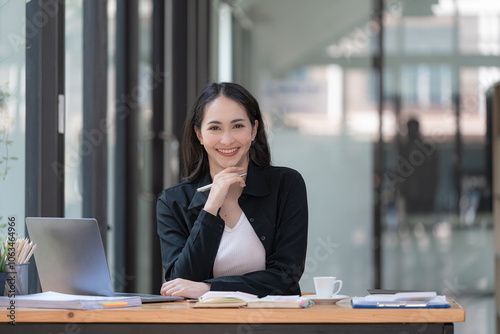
left=203, top=167, right=246, bottom=216
left=160, top=278, right=211, bottom=299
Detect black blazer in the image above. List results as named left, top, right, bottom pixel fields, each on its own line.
left=156, top=163, right=308, bottom=297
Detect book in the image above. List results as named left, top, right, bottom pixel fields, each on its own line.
left=193, top=291, right=313, bottom=308
left=0, top=291, right=142, bottom=310
left=192, top=291, right=258, bottom=308
left=246, top=295, right=313, bottom=308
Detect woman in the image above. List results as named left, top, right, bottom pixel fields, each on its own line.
left=157, top=82, right=308, bottom=298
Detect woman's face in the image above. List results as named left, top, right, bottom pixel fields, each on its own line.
left=195, top=95, right=258, bottom=175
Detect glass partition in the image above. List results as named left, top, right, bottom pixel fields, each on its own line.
left=221, top=0, right=377, bottom=296
left=381, top=0, right=497, bottom=289
left=218, top=3, right=496, bottom=331
left=136, top=0, right=154, bottom=293
left=64, top=0, right=84, bottom=218
left=0, top=1, right=26, bottom=237
left=382, top=1, right=495, bottom=333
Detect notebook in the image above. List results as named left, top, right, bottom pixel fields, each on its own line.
left=193, top=291, right=313, bottom=308
left=25, top=217, right=183, bottom=303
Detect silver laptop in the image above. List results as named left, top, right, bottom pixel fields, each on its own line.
left=25, top=217, right=183, bottom=303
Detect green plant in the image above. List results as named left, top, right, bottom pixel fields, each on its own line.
left=0, top=219, right=35, bottom=272
left=0, top=222, right=7, bottom=272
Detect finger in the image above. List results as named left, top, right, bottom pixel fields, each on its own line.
left=170, top=287, right=185, bottom=297
left=163, top=285, right=180, bottom=296
left=161, top=282, right=173, bottom=295
left=214, top=168, right=245, bottom=181
left=231, top=174, right=246, bottom=188
left=161, top=279, right=182, bottom=295
left=162, top=280, right=177, bottom=290
left=215, top=172, right=246, bottom=186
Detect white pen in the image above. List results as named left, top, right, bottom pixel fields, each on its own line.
left=196, top=173, right=247, bottom=192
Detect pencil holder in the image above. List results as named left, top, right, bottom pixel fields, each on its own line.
left=4, top=263, right=29, bottom=296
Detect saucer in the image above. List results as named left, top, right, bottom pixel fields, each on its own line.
left=308, top=294, right=349, bottom=304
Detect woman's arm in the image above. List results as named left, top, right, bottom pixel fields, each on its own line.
left=157, top=168, right=308, bottom=298
left=157, top=194, right=224, bottom=282
left=206, top=171, right=308, bottom=297
left=157, top=168, right=248, bottom=282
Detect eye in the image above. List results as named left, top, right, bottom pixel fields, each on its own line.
left=233, top=123, right=245, bottom=129
left=207, top=125, right=220, bottom=131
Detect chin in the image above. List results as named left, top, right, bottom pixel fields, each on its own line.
left=212, top=153, right=249, bottom=169
left=221, top=161, right=241, bottom=168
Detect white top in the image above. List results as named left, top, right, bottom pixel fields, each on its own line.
left=213, top=212, right=266, bottom=278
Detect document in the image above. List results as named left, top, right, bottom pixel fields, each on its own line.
left=351, top=291, right=450, bottom=308
left=193, top=291, right=313, bottom=308
left=0, top=291, right=142, bottom=310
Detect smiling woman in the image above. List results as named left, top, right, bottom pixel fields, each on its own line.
left=182, top=82, right=271, bottom=181
left=156, top=82, right=309, bottom=299
left=194, top=95, right=257, bottom=176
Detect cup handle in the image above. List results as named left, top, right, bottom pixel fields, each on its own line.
left=332, top=280, right=343, bottom=296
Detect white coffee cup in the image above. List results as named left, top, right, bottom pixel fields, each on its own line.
left=313, top=276, right=343, bottom=298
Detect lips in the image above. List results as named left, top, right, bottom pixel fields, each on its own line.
left=216, top=147, right=239, bottom=156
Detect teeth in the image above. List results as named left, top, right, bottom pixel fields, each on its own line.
left=218, top=148, right=238, bottom=154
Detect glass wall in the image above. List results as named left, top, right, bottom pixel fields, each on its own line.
left=136, top=0, right=155, bottom=293
left=107, top=0, right=117, bottom=291
left=220, top=0, right=377, bottom=296
left=0, top=0, right=26, bottom=236
left=381, top=1, right=497, bottom=333
left=65, top=0, right=84, bottom=218
left=382, top=0, right=497, bottom=291
left=220, top=1, right=496, bottom=332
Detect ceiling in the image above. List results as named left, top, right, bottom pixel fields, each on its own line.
left=232, top=0, right=375, bottom=76
left=229, top=0, right=452, bottom=77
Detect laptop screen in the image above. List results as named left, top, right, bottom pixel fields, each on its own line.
left=26, top=217, right=115, bottom=296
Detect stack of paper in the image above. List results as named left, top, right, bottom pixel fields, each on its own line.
left=193, top=291, right=313, bottom=308
left=0, top=291, right=141, bottom=310
left=351, top=291, right=450, bottom=308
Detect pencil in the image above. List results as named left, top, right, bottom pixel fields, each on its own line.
left=102, top=302, right=128, bottom=307
left=196, top=173, right=247, bottom=192
left=22, top=243, right=37, bottom=264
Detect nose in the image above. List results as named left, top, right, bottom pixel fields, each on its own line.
left=220, top=130, right=234, bottom=145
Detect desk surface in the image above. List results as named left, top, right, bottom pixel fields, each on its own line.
left=1, top=297, right=465, bottom=324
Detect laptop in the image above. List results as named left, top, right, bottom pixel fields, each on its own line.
left=25, top=217, right=183, bottom=303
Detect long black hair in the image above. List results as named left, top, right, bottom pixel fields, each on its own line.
left=182, top=82, right=271, bottom=181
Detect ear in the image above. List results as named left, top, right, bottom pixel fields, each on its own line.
left=251, top=120, right=259, bottom=141
left=194, top=126, right=203, bottom=145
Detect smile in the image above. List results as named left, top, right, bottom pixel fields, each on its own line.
left=217, top=148, right=239, bottom=154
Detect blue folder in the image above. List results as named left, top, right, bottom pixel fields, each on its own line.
left=351, top=292, right=450, bottom=308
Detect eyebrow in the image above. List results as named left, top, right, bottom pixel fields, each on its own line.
left=206, top=118, right=246, bottom=125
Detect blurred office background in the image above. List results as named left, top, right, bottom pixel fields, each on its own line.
left=0, top=0, right=498, bottom=332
